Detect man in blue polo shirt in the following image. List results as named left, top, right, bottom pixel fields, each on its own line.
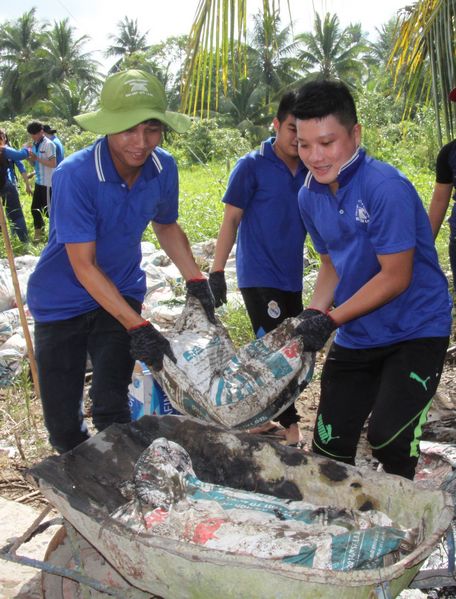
left=43, top=124, right=65, bottom=165
left=27, top=69, right=215, bottom=454
left=292, top=79, right=451, bottom=479
left=0, top=129, right=32, bottom=243
left=209, top=91, right=308, bottom=446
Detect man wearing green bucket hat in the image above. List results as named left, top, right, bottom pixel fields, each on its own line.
left=27, top=69, right=216, bottom=454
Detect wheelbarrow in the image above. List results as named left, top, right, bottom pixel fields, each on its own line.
left=1, top=415, right=455, bottom=598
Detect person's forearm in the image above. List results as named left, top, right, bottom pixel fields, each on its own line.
left=309, top=259, right=338, bottom=312
left=212, top=220, right=238, bottom=272
left=20, top=171, right=32, bottom=193
left=34, top=156, right=56, bottom=168
left=71, top=262, right=145, bottom=329
left=3, top=147, right=29, bottom=161
left=153, top=222, right=202, bottom=281
left=330, top=251, right=413, bottom=326
left=428, top=183, right=453, bottom=238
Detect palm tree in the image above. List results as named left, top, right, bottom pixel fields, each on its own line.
left=295, top=12, right=369, bottom=89
left=182, top=0, right=295, bottom=115
left=248, top=9, right=299, bottom=105
left=0, top=8, right=45, bottom=116
left=32, top=19, right=100, bottom=87
left=390, top=0, right=456, bottom=142
left=105, top=17, right=149, bottom=73
left=36, top=79, right=98, bottom=122
left=218, top=76, right=270, bottom=140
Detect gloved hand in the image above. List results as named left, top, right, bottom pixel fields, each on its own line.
left=128, top=321, right=176, bottom=371
left=209, top=271, right=227, bottom=307
left=295, top=309, right=337, bottom=352
left=186, top=278, right=216, bottom=324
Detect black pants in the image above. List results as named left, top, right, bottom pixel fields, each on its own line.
left=240, top=287, right=303, bottom=428
left=312, top=337, right=449, bottom=479
left=31, top=183, right=51, bottom=229
left=35, top=297, right=141, bottom=453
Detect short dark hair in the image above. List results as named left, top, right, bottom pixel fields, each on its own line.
left=27, top=121, right=44, bottom=135
left=293, top=79, right=358, bottom=130
left=276, top=91, right=298, bottom=123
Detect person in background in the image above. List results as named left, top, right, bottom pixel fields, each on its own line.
left=27, top=69, right=215, bottom=454
left=292, top=79, right=451, bottom=479
left=26, top=121, right=57, bottom=243
left=428, top=87, right=456, bottom=299
left=209, top=91, right=308, bottom=447
left=43, top=124, right=65, bottom=165
left=0, top=129, right=32, bottom=243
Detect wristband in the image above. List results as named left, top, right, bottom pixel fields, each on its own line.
left=186, top=277, right=206, bottom=283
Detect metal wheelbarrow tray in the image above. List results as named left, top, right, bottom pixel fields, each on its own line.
left=28, top=415, right=454, bottom=599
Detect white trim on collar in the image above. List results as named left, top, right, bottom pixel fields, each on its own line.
left=94, top=140, right=105, bottom=182
left=94, top=142, right=163, bottom=182
left=151, top=151, right=163, bottom=173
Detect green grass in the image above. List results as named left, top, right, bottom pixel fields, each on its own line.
left=143, top=160, right=230, bottom=247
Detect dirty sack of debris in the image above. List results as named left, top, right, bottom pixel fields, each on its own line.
left=111, top=438, right=418, bottom=571
left=151, top=296, right=315, bottom=429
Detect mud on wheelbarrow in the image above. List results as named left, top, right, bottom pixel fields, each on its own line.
left=2, top=415, right=455, bottom=598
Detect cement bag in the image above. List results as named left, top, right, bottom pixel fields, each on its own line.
left=153, top=296, right=314, bottom=429
left=112, top=439, right=417, bottom=571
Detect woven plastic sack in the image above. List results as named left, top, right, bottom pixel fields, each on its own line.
left=111, top=438, right=417, bottom=571
left=152, top=296, right=314, bottom=429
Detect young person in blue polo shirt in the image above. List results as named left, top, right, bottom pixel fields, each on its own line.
left=0, top=129, right=32, bottom=243
left=43, top=124, right=65, bottom=165
left=27, top=69, right=215, bottom=454
left=209, top=91, right=308, bottom=446
left=292, top=79, right=451, bottom=479
left=428, top=87, right=456, bottom=297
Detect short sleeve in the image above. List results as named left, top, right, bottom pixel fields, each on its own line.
left=297, top=187, right=328, bottom=254
left=153, top=153, right=179, bottom=225
left=222, top=155, right=256, bottom=210
left=367, top=177, right=417, bottom=254
left=435, top=143, right=453, bottom=184
left=53, top=166, right=97, bottom=243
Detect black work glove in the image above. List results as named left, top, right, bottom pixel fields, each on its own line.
left=295, top=310, right=337, bottom=352
left=209, top=271, right=227, bottom=307
left=186, top=278, right=216, bottom=324
left=128, top=322, right=176, bottom=371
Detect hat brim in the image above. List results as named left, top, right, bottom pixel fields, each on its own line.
left=449, top=88, right=456, bottom=102
left=74, top=107, right=191, bottom=134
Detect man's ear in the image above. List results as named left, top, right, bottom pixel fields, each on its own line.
left=353, top=123, right=362, bottom=147
left=272, top=116, right=280, bottom=133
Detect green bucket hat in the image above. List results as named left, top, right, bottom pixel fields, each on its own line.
left=74, top=69, right=191, bottom=134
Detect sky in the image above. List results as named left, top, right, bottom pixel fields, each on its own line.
left=1, top=0, right=408, bottom=73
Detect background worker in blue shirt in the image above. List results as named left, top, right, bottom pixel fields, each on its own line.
left=428, top=87, right=456, bottom=298
left=27, top=69, right=215, bottom=454
left=292, top=79, right=451, bottom=479
left=0, top=128, right=32, bottom=243
left=43, top=124, right=65, bottom=165
left=209, top=91, right=308, bottom=447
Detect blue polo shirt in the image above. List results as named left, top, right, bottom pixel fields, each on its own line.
left=223, top=137, right=307, bottom=291
left=298, top=148, right=452, bottom=348
left=51, top=135, right=65, bottom=165
left=2, top=146, right=28, bottom=184
left=27, top=137, right=178, bottom=322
